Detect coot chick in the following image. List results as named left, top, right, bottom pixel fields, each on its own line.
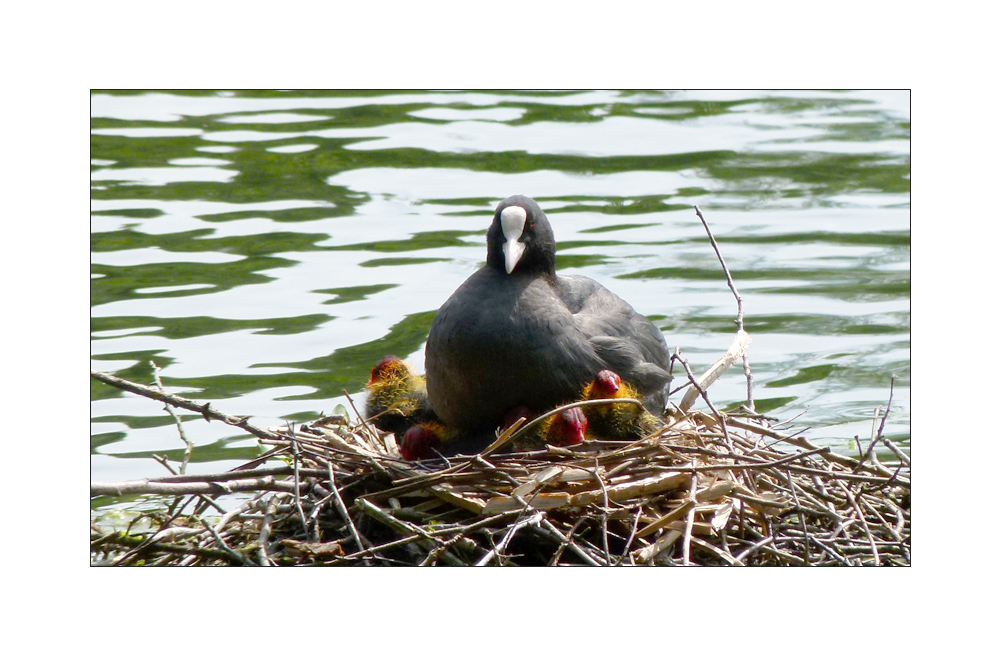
left=398, top=422, right=499, bottom=460
left=508, top=406, right=590, bottom=452
left=399, top=421, right=455, bottom=461
left=364, top=356, right=433, bottom=436
left=425, top=195, right=671, bottom=434
left=582, top=369, right=664, bottom=442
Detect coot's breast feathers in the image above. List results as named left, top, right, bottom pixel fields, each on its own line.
left=425, top=195, right=670, bottom=432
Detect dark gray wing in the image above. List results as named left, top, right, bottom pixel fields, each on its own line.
left=557, top=275, right=671, bottom=413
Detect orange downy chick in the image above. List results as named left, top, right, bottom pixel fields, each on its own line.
left=582, top=369, right=663, bottom=441
left=364, top=356, right=433, bottom=436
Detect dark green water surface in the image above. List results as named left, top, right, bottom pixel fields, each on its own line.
left=91, top=90, right=910, bottom=509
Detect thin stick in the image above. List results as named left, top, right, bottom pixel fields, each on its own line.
left=593, top=457, right=613, bottom=565
left=258, top=496, right=278, bottom=566
left=682, top=465, right=698, bottom=566
left=677, top=331, right=751, bottom=413
left=324, top=448, right=367, bottom=555
left=881, top=437, right=910, bottom=468
left=340, top=535, right=424, bottom=563
left=694, top=205, right=754, bottom=410
left=152, top=453, right=178, bottom=476
left=548, top=517, right=587, bottom=566
left=150, top=361, right=194, bottom=474
left=342, top=389, right=382, bottom=448
left=618, top=505, right=644, bottom=565
left=689, top=535, right=743, bottom=565
left=199, top=518, right=255, bottom=566
left=92, top=369, right=283, bottom=443
left=91, top=476, right=298, bottom=497
left=212, top=491, right=270, bottom=536
left=676, top=356, right=733, bottom=450
left=837, top=481, right=880, bottom=566
left=475, top=511, right=543, bottom=566
left=539, top=517, right=606, bottom=566
left=861, top=377, right=896, bottom=467
left=785, top=468, right=811, bottom=565
left=875, top=376, right=895, bottom=440
left=727, top=416, right=904, bottom=479
left=734, top=535, right=775, bottom=564
left=286, top=423, right=311, bottom=539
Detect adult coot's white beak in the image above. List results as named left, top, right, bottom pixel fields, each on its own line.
left=500, top=205, right=527, bottom=274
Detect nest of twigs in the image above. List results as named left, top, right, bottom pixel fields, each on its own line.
left=90, top=371, right=910, bottom=566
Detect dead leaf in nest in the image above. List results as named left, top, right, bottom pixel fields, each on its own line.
left=383, top=432, right=400, bottom=459
left=512, top=466, right=565, bottom=498
left=710, top=500, right=734, bottom=531
left=691, top=410, right=721, bottom=429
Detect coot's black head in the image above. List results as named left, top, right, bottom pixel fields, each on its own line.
left=486, top=195, right=556, bottom=275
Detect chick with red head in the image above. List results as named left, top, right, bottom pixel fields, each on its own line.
left=582, top=369, right=664, bottom=442
left=507, top=406, right=589, bottom=452
left=399, top=421, right=457, bottom=461
left=364, top=356, right=434, bottom=436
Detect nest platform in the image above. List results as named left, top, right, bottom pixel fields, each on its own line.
left=90, top=376, right=910, bottom=566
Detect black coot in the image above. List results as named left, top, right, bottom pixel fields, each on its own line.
left=425, top=195, right=671, bottom=433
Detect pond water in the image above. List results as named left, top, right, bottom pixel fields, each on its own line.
left=90, top=89, right=910, bottom=511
